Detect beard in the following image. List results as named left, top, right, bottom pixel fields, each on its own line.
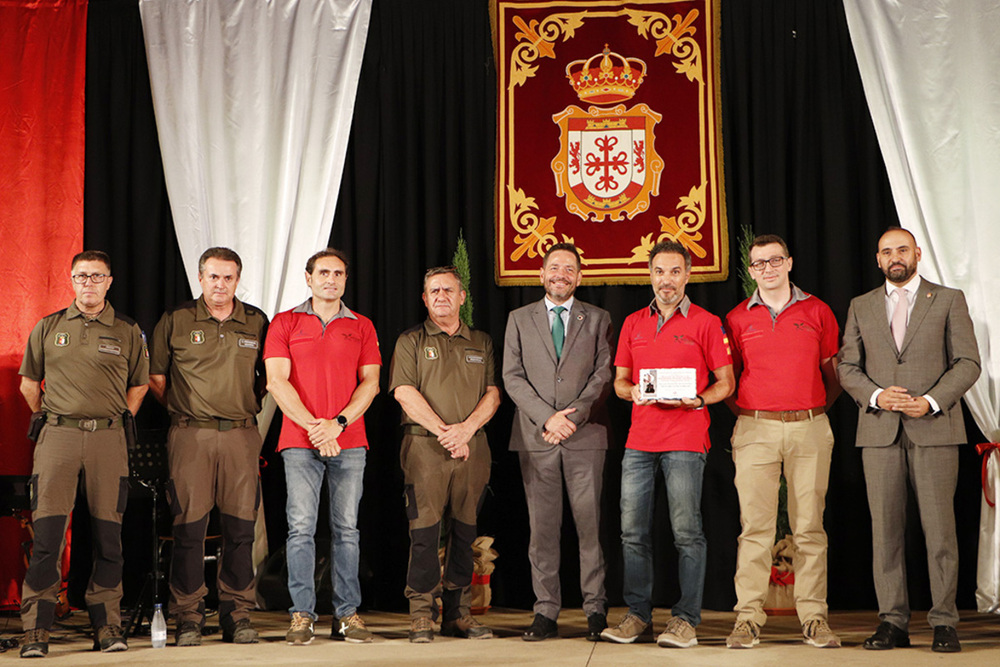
left=883, top=261, right=916, bottom=284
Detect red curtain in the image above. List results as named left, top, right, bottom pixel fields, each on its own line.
left=0, top=0, right=87, bottom=609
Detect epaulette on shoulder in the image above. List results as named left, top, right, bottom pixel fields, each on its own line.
left=242, top=303, right=265, bottom=317
left=167, top=300, right=198, bottom=314
left=114, top=311, right=138, bottom=327
left=402, top=323, right=424, bottom=336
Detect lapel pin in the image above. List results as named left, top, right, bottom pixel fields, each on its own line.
left=576, top=314, right=584, bottom=320
left=926, top=292, right=932, bottom=298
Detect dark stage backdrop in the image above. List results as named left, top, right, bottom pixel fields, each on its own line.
left=76, top=0, right=985, bottom=616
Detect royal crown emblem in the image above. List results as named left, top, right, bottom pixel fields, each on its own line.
left=566, top=44, right=647, bottom=105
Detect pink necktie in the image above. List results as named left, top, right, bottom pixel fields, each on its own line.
left=891, top=288, right=907, bottom=351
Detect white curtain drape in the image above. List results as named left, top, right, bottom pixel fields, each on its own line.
left=844, top=0, right=1000, bottom=614
left=139, top=0, right=372, bottom=314
left=843, top=0, right=999, bottom=443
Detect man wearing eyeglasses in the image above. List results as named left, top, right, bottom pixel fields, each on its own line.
left=723, top=234, right=841, bottom=650
left=149, top=247, right=269, bottom=646
left=18, top=251, right=149, bottom=658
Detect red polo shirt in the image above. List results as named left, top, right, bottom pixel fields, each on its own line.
left=264, top=301, right=381, bottom=451
left=615, top=298, right=731, bottom=453
left=725, top=287, right=839, bottom=411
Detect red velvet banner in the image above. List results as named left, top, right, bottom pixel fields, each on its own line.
left=495, top=0, right=727, bottom=285
left=0, top=0, right=87, bottom=609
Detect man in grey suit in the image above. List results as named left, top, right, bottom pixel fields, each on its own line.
left=503, top=243, right=613, bottom=642
left=838, top=227, right=980, bottom=653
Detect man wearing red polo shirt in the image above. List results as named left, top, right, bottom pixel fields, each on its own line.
left=723, top=234, right=841, bottom=649
left=603, top=240, right=733, bottom=648
left=264, top=248, right=381, bottom=646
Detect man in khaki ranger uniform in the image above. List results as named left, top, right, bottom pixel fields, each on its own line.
left=18, top=250, right=149, bottom=658
left=389, top=266, right=501, bottom=643
left=149, top=247, right=268, bottom=646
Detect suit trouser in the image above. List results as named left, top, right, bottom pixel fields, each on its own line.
left=401, top=432, right=490, bottom=620
left=731, top=413, right=834, bottom=627
left=21, top=424, right=129, bottom=631
left=166, top=424, right=262, bottom=625
left=862, top=429, right=959, bottom=630
left=519, top=446, right=606, bottom=620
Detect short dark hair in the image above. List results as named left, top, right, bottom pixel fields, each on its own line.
left=749, top=234, right=790, bottom=257
left=71, top=250, right=111, bottom=273
left=648, top=239, right=691, bottom=271
left=879, top=226, right=917, bottom=246
left=423, top=266, right=463, bottom=292
left=543, top=242, right=581, bottom=270
left=305, top=248, right=349, bottom=275
left=198, top=247, right=243, bottom=277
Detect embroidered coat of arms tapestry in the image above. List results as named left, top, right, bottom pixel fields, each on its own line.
left=495, top=0, right=727, bottom=285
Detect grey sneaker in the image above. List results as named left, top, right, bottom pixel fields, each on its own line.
left=440, top=615, right=492, bottom=639
left=600, top=613, right=652, bottom=644
left=727, top=619, right=760, bottom=648
left=175, top=621, right=201, bottom=647
left=286, top=612, right=314, bottom=645
left=409, top=617, right=434, bottom=643
left=803, top=618, right=841, bottom=648
left=657, top=615, right=698, bottom=648
left=19, top=628, right=49, bottom=658
left=93, top=625, right=128, bottom=652
left=222, top=617, right=259, bottom=644
left=335, top=613, right=373, bottom=643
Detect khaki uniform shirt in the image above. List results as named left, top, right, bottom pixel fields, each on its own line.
left=150, top=296, right=268, bottom=420
left=389, top=319, right=496, bottom=425
left=20, top=301, right=149, bottom=418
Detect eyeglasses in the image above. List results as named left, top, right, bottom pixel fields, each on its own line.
left=72, top=273, right=109, bottom=284
left=749, top=257, right=787, bottom=271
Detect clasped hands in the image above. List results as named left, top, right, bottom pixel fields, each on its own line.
left=308, top=418, right=343, bottom=457
left=438, top=421, right=475, bottom=460
left=876, top=385, right=931, bottom=418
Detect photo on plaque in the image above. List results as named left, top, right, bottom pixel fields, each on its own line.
left=640, top=367, right=697, bottom=400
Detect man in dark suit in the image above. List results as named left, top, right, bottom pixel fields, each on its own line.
left=838, top=227, right=980, bottom=653
left=503, top=243, right=613, bottom=642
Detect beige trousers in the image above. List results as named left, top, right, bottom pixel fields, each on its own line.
left=731, top=413, right=834, bottom=626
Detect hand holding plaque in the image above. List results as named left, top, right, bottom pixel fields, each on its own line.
left=639, top=368, right=697, bottom=401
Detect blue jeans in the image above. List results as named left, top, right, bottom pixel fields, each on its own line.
left=620, top=448, right=707, bottom=626
left=282, top=447, right=366, bottom=619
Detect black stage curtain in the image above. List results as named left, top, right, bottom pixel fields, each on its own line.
left=76, top=0, right=985, bottom=615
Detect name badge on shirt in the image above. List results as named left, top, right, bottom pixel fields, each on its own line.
left=465, top=351, right=485, bottom=364
left=99, top=342, right=122, bottom=355
left=238, top=337, right=259, bottom=349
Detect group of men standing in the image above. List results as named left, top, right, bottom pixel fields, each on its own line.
left=16, top=225, right=980, bottom=657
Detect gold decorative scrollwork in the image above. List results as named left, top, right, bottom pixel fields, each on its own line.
left=625, top=9, right=702, bottom=82
left=509, top=13, right=588, bottom=89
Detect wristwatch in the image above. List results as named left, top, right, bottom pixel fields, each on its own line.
left=335, top=415, right=348, bottom=430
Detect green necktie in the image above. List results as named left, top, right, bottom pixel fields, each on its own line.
left=552, top=306, right=566, bottom=359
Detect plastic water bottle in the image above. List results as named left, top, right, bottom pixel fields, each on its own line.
left=151, top=603, right=167, bottom=648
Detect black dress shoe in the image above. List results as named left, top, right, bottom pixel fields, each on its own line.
left=586, top=613, right=607, bottom=642
left=863, top=621, right=910, bottom=650
left=522, top=613, right=558, bottom=641
left=932, top=625, right=961, bottom=653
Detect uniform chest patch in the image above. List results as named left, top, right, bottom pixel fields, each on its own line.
left=98, top=342, right=121, bottom=355
left=465, top=352, right=485, bottom=364
left=191, top=330, right=205, bottom=344
left=54, top=332, right=70, bottom=347
left=424, top=346, right=439, bottom=360
left=238, top=337, right=258, bottom=349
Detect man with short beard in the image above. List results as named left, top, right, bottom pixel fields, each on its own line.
left=503, top=243, right=613, bottom=642
left=604, top=240, right=733, bottom=648
left=839, top=227, right=980, bottom=653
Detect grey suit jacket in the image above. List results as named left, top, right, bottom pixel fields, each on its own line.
left=838, top=278, right=980, bottom=447
left=503, top=299, right=613, bottom=452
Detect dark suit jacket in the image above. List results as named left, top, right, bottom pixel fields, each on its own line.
left=502, top=299, right=612, bottom=452
left=838, top=278, right=980, bottom=446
